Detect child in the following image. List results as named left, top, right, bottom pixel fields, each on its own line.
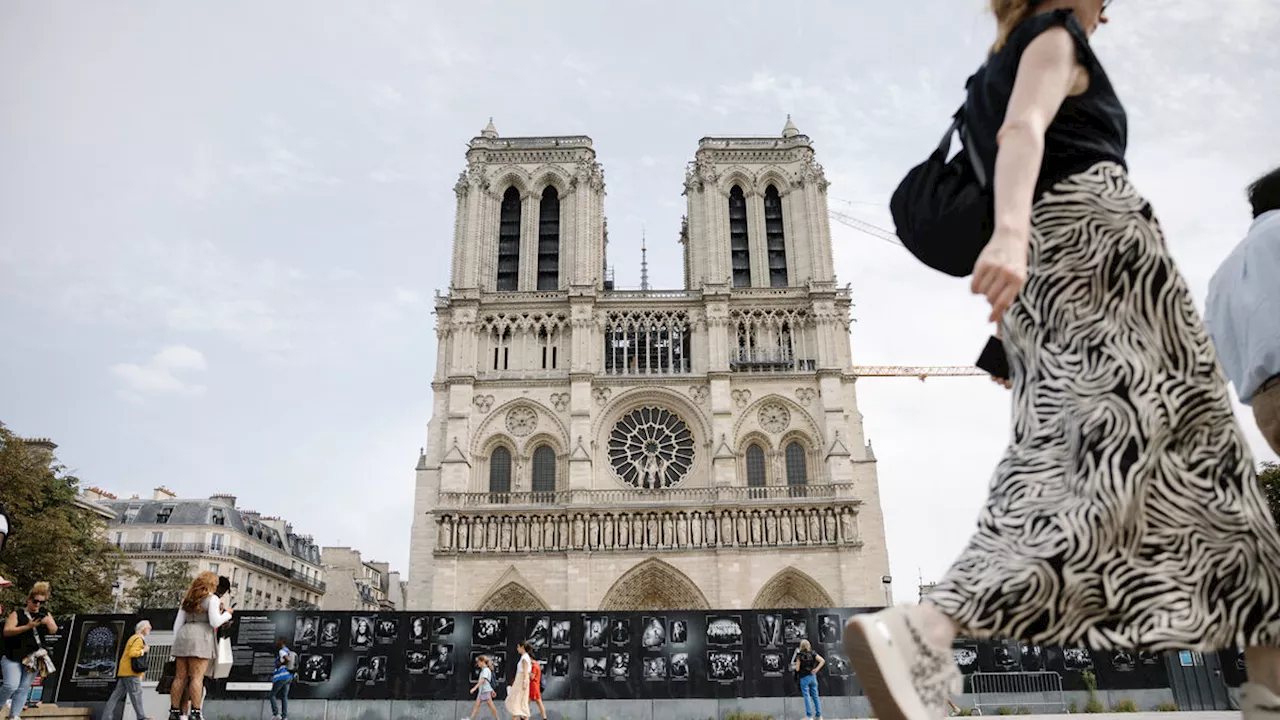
left=525, top=644, right=546, bottom=720
left=468, top=655, right=499, bottom=720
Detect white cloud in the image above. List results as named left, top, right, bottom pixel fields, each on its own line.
left=561, top=55, right=591, bottom=74
left=109, top=345, right=208, bottom=400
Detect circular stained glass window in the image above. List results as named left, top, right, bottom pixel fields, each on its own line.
left=608, top=406, right=695, bottom=489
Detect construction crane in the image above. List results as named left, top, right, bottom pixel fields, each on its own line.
left=852, top=365, right=985, bottom=382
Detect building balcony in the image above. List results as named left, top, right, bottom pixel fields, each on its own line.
left=436, top=481, right=856, bottom=511
left=730, top=348, right=816, bottom=373
left=118, top=542, right=325, bottom=592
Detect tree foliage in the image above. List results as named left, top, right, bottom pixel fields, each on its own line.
left=0, top=424, right=123, bottom=614
left=124, top=560, right=193, bottom=610
left=1260, top=461, right=1280, bottom=534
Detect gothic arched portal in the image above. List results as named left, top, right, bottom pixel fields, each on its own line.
left=477, top=582, right=550, bottom=612
left=751, top=566, right=835, bottom=609
left=599, top=558, right=711, bottom=611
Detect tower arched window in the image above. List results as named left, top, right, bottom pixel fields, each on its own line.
left=489, top=446, right=513, bottom=496
left=785, top=441, right=808, bottom=497
left=746, top=443, right=767, bottom=498
left=764, top=185, right=788, bottom=287
left=537, top=187, right=560, bottom=291
left=728, top=185, right=751, bottom=287
left=531, top=445, right=557, bottom=502
left=497, top=187, right=522, bottom=291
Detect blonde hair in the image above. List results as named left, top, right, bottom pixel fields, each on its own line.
left=991, top=0, right=1038, bottom=50
left=799, top=639, right=812, bottom=652
left=181, top=571, right=218, bottom=613
left=28, top=582, right=50, bottom=600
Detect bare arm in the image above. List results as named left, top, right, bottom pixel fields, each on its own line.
left=42, top=614, right=58, bottom=634
left=813, top=654, right=826, bottom=674
left=972, top=26, right=1087, bottom=321
left=2, top=611, right=29, bottom=638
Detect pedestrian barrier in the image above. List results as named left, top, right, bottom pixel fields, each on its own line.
left=969, top=671, right=1066, bottom=715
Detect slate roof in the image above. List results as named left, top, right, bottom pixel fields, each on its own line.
left=102, top=496, right=321, bottom=564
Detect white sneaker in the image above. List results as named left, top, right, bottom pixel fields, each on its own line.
left=844, top=605, right=962, bottom=720
left=1243, top=682, right=1280, bottom=720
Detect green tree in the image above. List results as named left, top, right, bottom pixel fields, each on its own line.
left=124, top=560, right=194, bottom=610
left=0, top=425, right=123, bottom=614
left=1260, top=461, right=1280, bottom=533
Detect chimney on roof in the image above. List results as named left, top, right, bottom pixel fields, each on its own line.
left=83, top=487, right=118, bottom=502
left=153, top=487, right=176, bottom=501
left=209, top=494, right=237, bottom=508
left=22, top=437, right=58, bottom=463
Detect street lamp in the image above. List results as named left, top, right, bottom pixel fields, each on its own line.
left=111, top=580, right=123, bottom=613
left=881, top=575, right=893, bottom=607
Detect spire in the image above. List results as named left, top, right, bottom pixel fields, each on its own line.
left=781, top=114, right=799, bottom=138
left=481, top=117, right=498, bottom=139
left=639, top=226, right=650, bottom=292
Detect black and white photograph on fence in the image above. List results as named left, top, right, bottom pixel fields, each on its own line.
left=355, top=655, right=387, bottom=684
left=550, top=619, right=571, bottom=649
left=609, top=652, right=630, bottom=680
left=1112, top=650, right=1136, bottom=672
left=992, top=639, right=1020, bottom=671
left=409, top=617, right=428, bottom=644
left=526, top=616, right=550, bottom=655
left=350, top=617, right=374, bottom=650
left=470, top=651, right=505, bottom=683
left=71, top=620, right=123, bottom=681
left=757, top=614, right=782, bottom=649
left=376, top=618, right=398, bottom=644
left=431, top=616, right=455, bottom=637
left=319, top=619, right=340, bottom=648
left=1064, top=647, right=1094, bottom=671
left=953, top=645, right=979, bottom=675
left=641, top=616, right=665, bottom=650
left=583, top=616, right=607, bottom=650
left=670, top=652, right=689, bottom=680
left=826, top=653, right=852, bottom=677
left=370, top=655, right=389, bottom=683
left=550, top=653, right=569, bottom=677
left=472, top=616, right=507, bottom=647
left=783, top=618, right=807, bottom=645
left=583, top=655, right=606, bottom=679
left=428, top=644, right=453, bottom=677
left=1020, top=643, right=1044, bottom=671
left=818, top=614, right=841, bottom=644
left=760, top=651, right=784, bottom=678
left=643, top=656, right=666, bottom=681
left=707, top=615, right=742, bottom=647
left=299, top=654, right=332, bottom=684
left=670, top=620, right=687, bottom=645
left=707, top=651, right=742, bottom=682
left=294, top=616, right=318, bottom=647
left=609, top=618, right=630, bottom=646
left=405, top=650, right=427, bottom=675
left=1141, top=651, right=1161, bottom=666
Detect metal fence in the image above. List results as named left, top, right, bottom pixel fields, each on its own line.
left=969, top=671, right=1067, bottom=715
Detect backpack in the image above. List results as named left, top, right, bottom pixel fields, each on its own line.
left=889, top=97, right=992, bottom=278
left=286, top=650, right=299, bottom=672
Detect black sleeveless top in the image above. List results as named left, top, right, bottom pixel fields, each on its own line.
left=965, top=9, right=1128, bottom=197
left=3, top=610, right=45, bottom=661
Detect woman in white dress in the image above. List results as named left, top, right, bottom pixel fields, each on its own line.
left=505, top=642, right=532, bottom=720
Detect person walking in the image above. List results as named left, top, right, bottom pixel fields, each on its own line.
left=167, top=572, right=231, bottom=720
left=792, top=640, right=825, bottom=720
left=103, top=620, right=152, bottom=720
left=268, top=638, right=293, bottom=720
left=504, top=643, right=531, bottom=720
left=1, top=582, right=58, bottom=720
left=845, top=2, right=1280, bottom=719
left=526, top=651, right=545, bottom=720
left=466, top=655, right=500, bottom=720
left=1205, top=165, right=1280, bottom=456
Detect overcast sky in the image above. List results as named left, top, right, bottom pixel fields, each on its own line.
left=2, top=1, right=1277, bottom=601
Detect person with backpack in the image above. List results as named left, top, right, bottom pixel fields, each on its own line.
left=466, top=655, right=499, bottom=720
left=269, top=638, right=294, bottom=720
left=792, top=640, right=825, bottom=720
left=852, top=1, right=1280, bottom=719
left=103, top=620, right=152, bottom=720
left=525, top=645, right=546, bottom=720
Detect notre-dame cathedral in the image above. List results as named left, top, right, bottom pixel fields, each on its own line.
left=407, top=117, right=891, bottom=612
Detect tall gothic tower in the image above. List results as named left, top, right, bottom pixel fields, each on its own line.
left=407, top=118, right=891, bottom=611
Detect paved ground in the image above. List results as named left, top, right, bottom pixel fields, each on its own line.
left=826, top=715, right=1238, bottom=720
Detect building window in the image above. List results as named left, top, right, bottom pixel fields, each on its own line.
left=114, top=532, right=123, bottom=547
left=531, top=446, right=557, bottom=501
left=150, top=532, right=164, bottom=550
left=497, top=186, right=522, bottom=291
left=211, top=534, right=225, bottom=552
left=145, top=562, right=156, bottom=580
left=785, top=441, right=808, bottom=498
left=746, top=444, right=767, bottom=498
left=489, top=446, right=513, bottom=496
left=211, top=508, right=225, bottom=525
left=764, top=185, right=788, bottom=287
left=537, top=186, right=560, bottom=291
left=729, top=185, right=751, bottom=287
left=210, top=563, right=220, bottom=575
left=156, top=507, right=173, bottom=524
left=125, top=506, right=140, bottom=523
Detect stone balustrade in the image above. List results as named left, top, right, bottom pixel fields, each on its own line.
left=437, top=482, right=856, bottom=510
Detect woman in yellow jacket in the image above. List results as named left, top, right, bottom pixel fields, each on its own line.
left=103, top=621, right=152, bottom=720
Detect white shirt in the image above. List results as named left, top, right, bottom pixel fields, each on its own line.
left=171, top=594, right=232, bottom=637
left=518, top=653, right=532, bottom=675
left=1205, top=209, right=1280, bottom=403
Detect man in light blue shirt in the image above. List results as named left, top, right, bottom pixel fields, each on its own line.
left=1204, top=166, right=1280, bottom=456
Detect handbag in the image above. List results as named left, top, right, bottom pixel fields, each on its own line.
left=889, top=92, right=993, bottom=278
left=156, top=659, right=177, bottom=694
left=212, top=637, right=234, bottom=679
left=131, top=652, right=149, bottom=675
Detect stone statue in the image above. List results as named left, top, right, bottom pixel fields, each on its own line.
left=750, top=513, right=762, bottom=545
left=603, top=515, right=615, bottom=548
left=557, top=516, right=570, bottom=549
left=647, top=514, right=659, bottom=547
left=720, top=513, right=734, bottom=546
left=500, top=518, right=513, bottom=550
left=840, top=508, right=856, bottom=543
left=439, top=516, right=454, bottom=549
left=618, top=514, right=630, bottom=547
left=676, top=513, right=689, bottom=547
left=764, top=511, right=777, bottom=545
left=794, top=512, right=807, bottom=543
left=662, top=514, right=674, bottom=547
left=691, top=512, right=704, bottom=547
left=824, top=510, right=836, bottom=543
left=588, top=515, right=600, bottom=549
left=572, top=515, right=586, bottom=548
left=779, top=511, right=793, bottom=544
left=633, top=515, right=645, bottom=547
left=735, top=512, right=748, bottom=545
left=515, top=518, right=527, bottom=549
left=808, top=511, right=822, bottom=544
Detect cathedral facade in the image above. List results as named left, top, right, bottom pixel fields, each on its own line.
left=407, top=118, right=891, bottom=612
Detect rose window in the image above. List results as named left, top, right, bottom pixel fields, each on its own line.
left=608, top=406, right=695, bottom=489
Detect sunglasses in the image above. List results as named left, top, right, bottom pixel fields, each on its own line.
left=31, top=599, right=48, bottom=605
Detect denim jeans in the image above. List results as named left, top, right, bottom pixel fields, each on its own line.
left=269, top=678, right=292, bottom=718
left=799, top=673, right=822, bottom=718
left=103, top=676, right=146, bottom=720
left=0, top=656, right=35, bottom=718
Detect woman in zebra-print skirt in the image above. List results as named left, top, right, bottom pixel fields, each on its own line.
left=845, top=1, right=1280, bottom=719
